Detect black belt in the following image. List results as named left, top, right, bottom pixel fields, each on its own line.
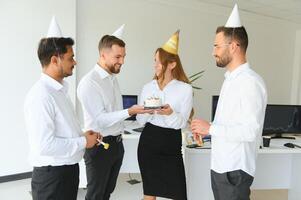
left=34, top=163, right=78, bottom=171
left=103, top=134, right=122, bottom=143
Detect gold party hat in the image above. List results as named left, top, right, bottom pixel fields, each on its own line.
left=162, top=30, right=179, bottom=55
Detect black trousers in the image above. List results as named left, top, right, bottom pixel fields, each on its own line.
left=31, top=163, right=79, bottom=200
left=84, top=135, right=124, bottom=200
left=211, top=170, right=254, bottom=200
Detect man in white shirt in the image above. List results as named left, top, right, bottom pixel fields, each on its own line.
left=191, top=5, right=267, bottom=200
left=77, top=35, right=150, bottom=200
left=24, top=36, right=100, bottom=200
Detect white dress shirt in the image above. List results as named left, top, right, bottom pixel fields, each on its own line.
left=209, top=63, right=267, bottom=176
left=77, top=64, right=129, bottom=137
left=24, top=73, right=86, bottom=167
left=137, top=79, right=193, bottom=130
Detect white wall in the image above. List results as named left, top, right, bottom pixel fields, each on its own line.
left=0, top=0, right=301, bottom=177
left=76, top=0, right=301, bottom=122
left=291, top=30, right=301, bottom=104
left=0, top=0, right=76, bottom=176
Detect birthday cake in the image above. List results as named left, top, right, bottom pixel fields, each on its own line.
left=144, top=97, right=162, bottom=109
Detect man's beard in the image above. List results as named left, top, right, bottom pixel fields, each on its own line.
left=59, top=65, right=73, bottom=78
left=108, top=64, right=121, bottom=74
left=216, top=52, right=231, bottom=68
left=57, top=58, right=73, bottom=78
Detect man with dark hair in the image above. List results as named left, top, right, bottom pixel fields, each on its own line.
left=215, top=26, right=248, bottom=53
left=37, top=37, right=75, bottom=66
left=77, top=30, right=151, bottom=199
left=24, top=17, right=99, bottom=200
left=98, top=35, right=126, bottom=52
left=191, top=5, right=267, bottom=200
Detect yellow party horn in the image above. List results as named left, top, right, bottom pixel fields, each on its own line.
left=97, top=139, right=110, bottom=150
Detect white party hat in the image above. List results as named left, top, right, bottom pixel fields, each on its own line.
left=225, top=4, right=242, bottom=28
left=112, top=24, right=125, bottom=39
left=47, top=16, right=63, bottom=37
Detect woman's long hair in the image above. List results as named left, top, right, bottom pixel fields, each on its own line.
left=154, top=48, right=190, bottom=84
left=153, top=48, right=194, bottom=121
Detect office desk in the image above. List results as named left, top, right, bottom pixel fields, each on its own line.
left=120, top=121, right=142, bottom=173
left=185, top=138, right=301, bottom=200
left=79, top=121, right=142, bottom=187
left=120, top=122, right=188, bottom=173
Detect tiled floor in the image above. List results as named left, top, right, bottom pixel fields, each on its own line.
left=0, top=173, right=288, bottom=200
left=0, top=174, right=167, bottom=200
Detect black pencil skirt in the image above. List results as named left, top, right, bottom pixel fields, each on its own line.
left=138, top=122, right=187, bottom=200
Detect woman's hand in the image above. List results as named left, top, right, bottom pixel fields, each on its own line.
left=156, top=104, right=173, bottom=115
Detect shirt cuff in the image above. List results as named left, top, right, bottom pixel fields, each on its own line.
left=209, top=124, right=215, bottom=136
left=124, top=109, right=131, bottom=118
left=78, top=136, right=87, bottom=149
left=209, top=124, right=225, bottom=137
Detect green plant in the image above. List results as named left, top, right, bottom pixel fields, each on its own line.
left=187, top=70, right=204, bottom=121
left=189, top=70, right=204, bottom=90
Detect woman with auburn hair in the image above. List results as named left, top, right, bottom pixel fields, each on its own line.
left=137, top=31, right=193, bottom=200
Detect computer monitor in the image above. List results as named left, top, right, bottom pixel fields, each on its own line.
left=122, top=95, right=138, bottom=120
left=263, top=104, right=301, bottom=139
left=200, top=95, right=219, bottom=140
left=211, top=95, right=219, bottom=121
left=211, top=96, right=301, bottom=139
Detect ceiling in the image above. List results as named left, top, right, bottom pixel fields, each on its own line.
left=197, top=0, right=301, bottom=24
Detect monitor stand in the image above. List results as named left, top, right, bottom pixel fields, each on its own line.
left=271, top=133, right=295, bottom=140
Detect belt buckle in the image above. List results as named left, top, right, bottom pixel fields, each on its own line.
left=116, top=135, right=122, bottom=142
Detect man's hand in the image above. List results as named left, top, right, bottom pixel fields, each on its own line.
left=191, top=118, right=210, bottom=136
left=84, top=130, right=100, bottom=148
left=156, top=104, right=173, bottom=115
left=95, top=132, right=103, bottom=146
left=128, top=105, right=154, bottom=115
left=193, top=132, right=202, bottom=144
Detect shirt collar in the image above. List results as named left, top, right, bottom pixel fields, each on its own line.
left=152, top=79, right=177, bottom=89
left=224, top=62, right=250, bottom=80
left=94, top=63, right=115, bottom=80
left=40, top=73, right=69, bottom=93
